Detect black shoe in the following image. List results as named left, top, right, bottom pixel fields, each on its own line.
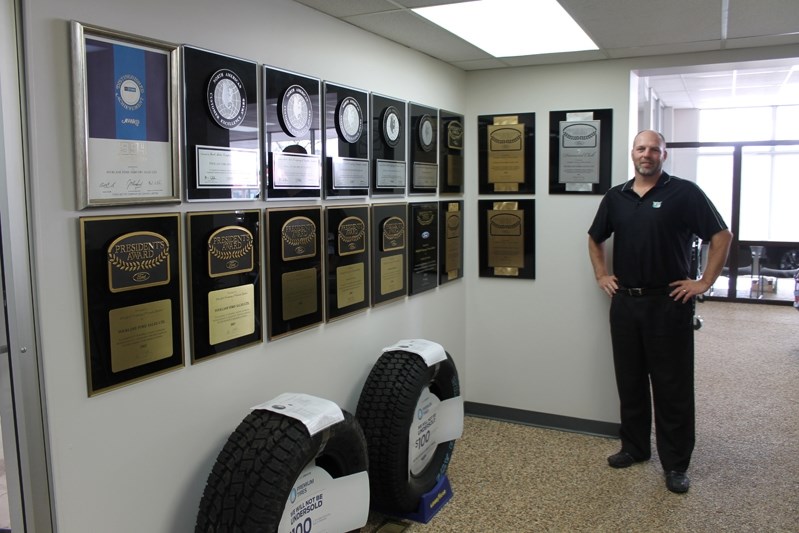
left=665, top=470, right=690, bottom=493
left=607, top=451, right=646, bottom=468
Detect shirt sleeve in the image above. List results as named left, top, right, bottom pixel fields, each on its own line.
left=685, top=182, right=728, bottom=241
left=588, top=193, right=613, bottom=243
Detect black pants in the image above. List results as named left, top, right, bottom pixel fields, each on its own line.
left=609, top=292, right=695, bottom=472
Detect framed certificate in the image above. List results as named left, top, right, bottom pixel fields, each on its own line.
left=439, top=110, right=464, bottom=195
left=71, top=21, right=181, bottom=209
left=409, top=103, right=438, bottom=196
left=478, top=113, right=535, bottom=195
left=371, top=94, right=407, bottom=197
left=322, top=83, right=370, bottom=199
left=478, top=199, right=535, bottom=279
left=264, top=67, right=322, bottom=200
left=548, top=108, right=613, bottom=195
left=79, top=213, right=184, bottom=395
left=187, top=210, right=262, bottom=362
left=182, top=46, right=262, bottom=201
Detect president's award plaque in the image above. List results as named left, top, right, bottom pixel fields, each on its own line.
left=371, top=94, right=407, bottom=196
left=325, top=205, right=370, bottom=321
left=80, top=213, right=183, bottom=395
left=409, top=103, right=438, bottom=195
left=371, top=203, right=407, bottom=305
left=478, top=199, right=535, bottom=279
left=478, top=113, right=535, bottom=194
left=439, top=110, right=464, bottom=194
left=265, top=206, right=323, bottom=338
left=439, top=200, right=463, bottom=284
left=264, top=66, right=322, bottom=200
left=408, top=202, right=439, bottom=295
left=323, top=83, right=370, bottom=198
left=182, top=46, right=261, bottom=201
left=187, top=210, right=261, bottom=362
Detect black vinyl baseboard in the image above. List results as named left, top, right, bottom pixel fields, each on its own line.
left=464, top=401, right=620, bottom=439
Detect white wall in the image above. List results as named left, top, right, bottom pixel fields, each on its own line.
left=18, top=0, right=799, bottom=529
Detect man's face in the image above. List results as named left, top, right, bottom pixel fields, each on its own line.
left=631, top=132, right=667, bottom=177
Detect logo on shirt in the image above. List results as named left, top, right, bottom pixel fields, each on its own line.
left=652, top=201, right=662, bottom=208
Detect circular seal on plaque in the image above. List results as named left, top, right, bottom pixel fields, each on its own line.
left=207, top=69, right=247, bottom=130
left=336, top=96, right=363, bottom=144
left=418, top=114, right=434, bottom=152
left=116, top=74, right=144, bottom=111
left=382, top=105, right=402, bottom=147
left=280, top=84, right=313, bottom=138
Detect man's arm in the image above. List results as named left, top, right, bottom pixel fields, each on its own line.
left=669, top=229, right=733, bottom=303
left=588, top=235, right=618, bottom=297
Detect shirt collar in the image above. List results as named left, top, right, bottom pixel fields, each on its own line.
left=621, top=171, right=672, bottom=192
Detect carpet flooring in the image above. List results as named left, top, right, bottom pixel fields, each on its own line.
left=364, top=301, right=799, bottom=532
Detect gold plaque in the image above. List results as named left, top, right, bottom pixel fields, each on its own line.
left=447, top=120, right=463, bottom=150
left=488, top=202, right=524, bottom=275
left=107, top=231, right=170, bottom=292
left=336, top=262, right=365, bottom=308
left=208, top=226, right=254, bottom=277
left=282, top=268, right=318, bottom=320
left=382, top=216, right=405, bottom=252
left=282, top=216, right=317, bottom=261
left=445, top=209, right=462, bottom=275
left=208, top=284, right=255, bottom=345
left=338, top=216, right=366, bottom=256
left=447, top=153, right=463, bottom=187
left=108, top=299, right=173, bottom=372
left=488, top=116, right=524, bottom=191
left=380, top=254, right=404, bottom=295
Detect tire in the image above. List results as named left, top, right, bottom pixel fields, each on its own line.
left=195, top=409, right=368, bottom=533
left=356, top=350, right=460, bottom=513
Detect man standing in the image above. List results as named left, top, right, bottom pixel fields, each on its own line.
left=587, top=130, right=732, bottom=493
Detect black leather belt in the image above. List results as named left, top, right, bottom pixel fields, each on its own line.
left=619, top=286, right=671, bottom=296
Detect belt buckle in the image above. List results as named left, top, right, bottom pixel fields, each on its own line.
left=628, top=287, right=644, bottom=296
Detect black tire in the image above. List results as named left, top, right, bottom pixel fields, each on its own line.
left=356, top=350, right=460, bottom=513
left=195, top=409, right=368, bottom=533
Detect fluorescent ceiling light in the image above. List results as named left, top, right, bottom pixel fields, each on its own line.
left=414, top=0, right=598, bottom=57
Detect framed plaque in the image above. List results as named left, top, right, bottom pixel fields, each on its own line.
left=325, top=205, right=370, bottom=321
left=478, top=199, right=535, bottom=279
left=408, top=202, right=439, bottom=295
left=71, top=21, right=181, bottom=209
left=370, top=94, right=407, bottom=196
left=79, top=213, right=183, bottom=395
left=323, top=83, right=370, bottom=199
left=549, top=109, right=613, bottom=195
left=264, top=66, right=322, bottom=200
left=439, top=200, right=464, bottom=284
left=439, top=110, right=464, bottom=195
left=408, top=103, right=438, bottom=195
left=187, top=210, right=261, bottom=362
left=371, top=203, right=408, bottom=306
left=182, top=46, right=261, bottom=201
left=478, top=113, right=535, bottom=194
left=265, top=206, right=323, bottom=339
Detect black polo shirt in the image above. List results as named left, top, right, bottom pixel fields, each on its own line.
left=588, top=172, right=728, bottom=288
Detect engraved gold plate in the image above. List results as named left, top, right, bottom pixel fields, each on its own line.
left=488, top=203, right=524, bottom=272
left=338, top=216, right=366, bottom=256
left=282, top=216, right=317, bottom=261
left=381, top=216, right=405, bottom=252
left=107, top=231, right=170, bottom=292
left=447, top=120, right=463, bottom=150
left=380, top=254, right=404, bottom=295
left=282, top=268, right=318, bottom=320
left=336, top=263, right=365, bottom=308
left=208, top=284, right=255, bottom=345
left=488, top=122, right=525, bottom=187
left=109, top=299, right=173, bottom=372
left=208, top=225, right=254, bottom=277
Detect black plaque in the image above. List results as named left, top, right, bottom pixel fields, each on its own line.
left=187, top=210, right=261, bottom=362
left=439, top=110, right=464, bottom=194
left=478, top=113, right=535, bottom=195
left=478, top=199, right=535, bottom=279
left=265, top=206, right=323, bottom=338
left=264, top=66, right=322, bottom=200
left=439, top=200, right=464, bottom=284
left=325, top=205, right=370, bottom=321
left=80, top=213, right=183, bottom=395
left=371, top=94, right=407, bottom=196
left=408, top=202, right=439, bottom=295
left=371, top=203, right=408, bottom=305
left=409, top=103, right=438, bottom=195
left=548, top=108, right=612, bottom=195
left=323, top=83, right=370, bottom=198
left=182, top=46, right=261, bottom=201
